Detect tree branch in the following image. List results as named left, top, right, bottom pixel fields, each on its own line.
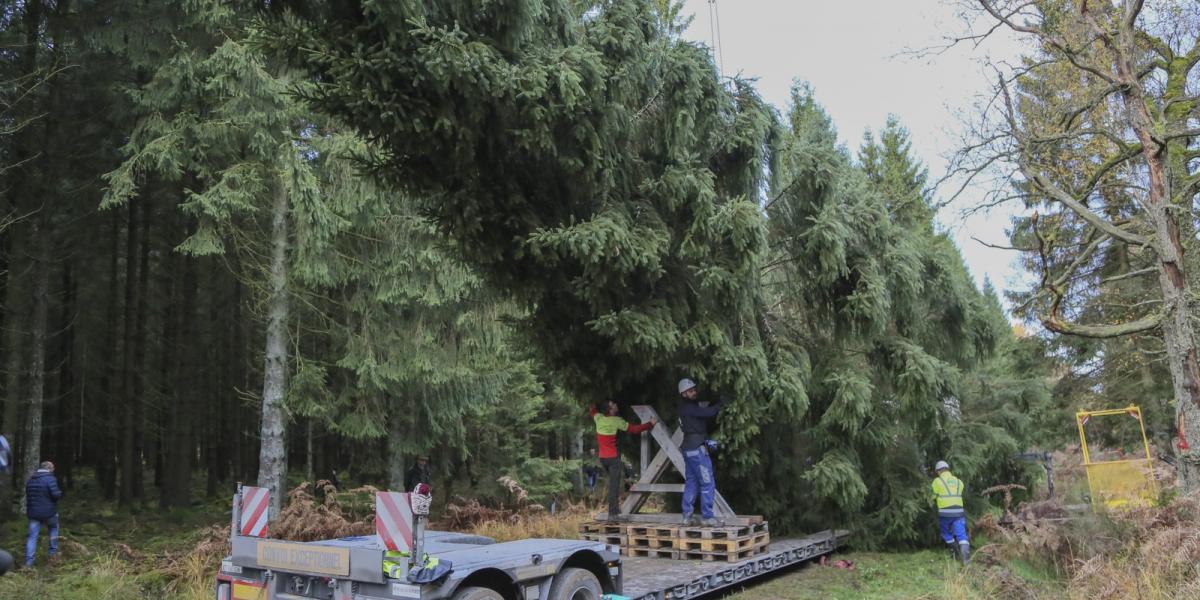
left=1043, top=310, right=1163, bottom=338
left=1028, top=173, right=1147, bottom=246
left=1099, top=267, right=1156, bottom=285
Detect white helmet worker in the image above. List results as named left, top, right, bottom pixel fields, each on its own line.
left=934, top=460, right=950, bottom=472
left=678, top=378, right=697, bottom=395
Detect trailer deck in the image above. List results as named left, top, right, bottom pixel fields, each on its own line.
left=620, top=530, right=849, bottom=600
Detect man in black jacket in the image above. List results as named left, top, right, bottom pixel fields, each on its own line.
left=678, top=378, right=725, bottom=527
left=0, top=435, right=12, bottom=575
left=25, top=461, right=63, bottom=568
left=405, top=456, right=432, bottom=492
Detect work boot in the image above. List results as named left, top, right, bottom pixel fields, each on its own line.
left=682, top=514, right=696, bottom=526
left=946, top=543, right=958, bottom=560
left=958, top=543, right=971, bottom=565
left=701, top=518, right=722, bottom=527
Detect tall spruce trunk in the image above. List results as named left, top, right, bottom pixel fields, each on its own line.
left=119, top=199, right=139, bottom=505
left=258, top=177, right=290, bottom=518
left=21, top=222, right=50, bottom=477
left=388, top=413, right=405, bottom=492
left=1, top=226, right=27, bottom=515
left=133, top=196, right=151, bottom=497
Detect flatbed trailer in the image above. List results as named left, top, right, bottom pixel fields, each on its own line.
left=215, top=486, right=847, bottom=600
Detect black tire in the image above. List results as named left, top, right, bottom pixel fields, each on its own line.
left=452, top=586, right=505, bottom=600
left=548, top=567, right=602, bottom=600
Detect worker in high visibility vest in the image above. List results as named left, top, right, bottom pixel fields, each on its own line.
left=931, top=460, right=969, bottom=564
left=590, top=401, right=656, bottom=521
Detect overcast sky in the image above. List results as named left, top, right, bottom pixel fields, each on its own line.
left=680, top=0, right=1031, bottom=309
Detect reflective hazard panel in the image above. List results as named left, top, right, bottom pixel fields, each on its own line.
left=240, top=486, right=270, bottom=538
left=231, top=579, right=265, bottom=600
left=376, top=491, right=414, bottom=553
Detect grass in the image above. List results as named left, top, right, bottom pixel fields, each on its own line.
left=724, top=548, right=1066, bottom=600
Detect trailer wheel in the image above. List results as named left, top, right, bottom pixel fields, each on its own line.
left=548, top=567, right=602, bottom=600
left=452, top=586, right=504, bottom=600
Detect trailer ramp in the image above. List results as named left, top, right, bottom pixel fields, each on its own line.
left=620, top=530, right=848, bottom=600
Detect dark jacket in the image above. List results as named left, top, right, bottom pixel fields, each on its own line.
left=404, top=464, right=431, bottom=492
left=679, top=396, right=725, bottom=451
left=26, top=470, right=63, bottom=520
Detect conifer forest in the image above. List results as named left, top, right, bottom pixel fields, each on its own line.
left=2, top=1, right=1200, bottom=597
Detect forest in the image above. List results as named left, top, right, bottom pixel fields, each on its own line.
left=1, top=1, right=1198, bottom=598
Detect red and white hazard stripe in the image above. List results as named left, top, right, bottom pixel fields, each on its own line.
left=240, top=486, right=270, bottom=538
left=376, top=491, right=414, bottom=553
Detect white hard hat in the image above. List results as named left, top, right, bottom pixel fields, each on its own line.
left=935, top=460, right=950, bottom=472
left=678, top=378, right=697, bottom=394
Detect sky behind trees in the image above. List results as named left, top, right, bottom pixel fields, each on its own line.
left=681, top=0, right=1029, bottom=306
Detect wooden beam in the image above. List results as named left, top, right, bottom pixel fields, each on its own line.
left=620, top=405, right=738, bottom=519
left=630, top=483, right=684, bottom=493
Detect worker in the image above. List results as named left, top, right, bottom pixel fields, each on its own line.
left=590, top=401, right=656, bottom=521
left=405, top=456, right=432, bottom=492
left=0, top=435, right=12, bottom=575
left=25, top=460, right=63, bottom=568
left=931, top=460, right=970, bottom=564
left=582, top=449, right=601, bottom=495
left=678, top=378, right=724, bottom=527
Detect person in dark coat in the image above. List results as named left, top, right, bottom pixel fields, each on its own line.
left=0, top=435, right=12, bottom=575
left=404, top=456, right=432, bottom=492
left=25, top=461, right=63, bottom=567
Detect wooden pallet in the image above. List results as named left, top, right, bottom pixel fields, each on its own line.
left=624, top=546, right=680, bottom=559
left=580, top=532, right=627, bottom=545
left=677, top=522, right=768, bottom=540
left=676, top=533, right=768, bottom=553
left=679, top=542, right=769, bottom=563
left=628, top=535, right=680, bottom=550
left=627, top=524, right=679, bottom=538
left=580, top=521, right=627, bottom=535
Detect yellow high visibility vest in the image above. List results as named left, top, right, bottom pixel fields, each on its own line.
left=931, top=472, right=964, bottom=511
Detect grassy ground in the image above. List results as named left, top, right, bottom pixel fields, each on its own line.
left=0, top=486, right=231, bottom=600
left=725, top=548, right=1066, bottom=600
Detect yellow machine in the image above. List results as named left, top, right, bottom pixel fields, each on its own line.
left=1076, top=405, right=1157, bottom=508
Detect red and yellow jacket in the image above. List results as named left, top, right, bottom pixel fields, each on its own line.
left=590, top=405, right=654, bottom=459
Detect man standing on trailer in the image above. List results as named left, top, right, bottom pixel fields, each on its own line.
left=678, top=378, right=724, bottom=527
left=931, top=460, right=970, bottom=564
left=590, top=401, right=656, bottom=521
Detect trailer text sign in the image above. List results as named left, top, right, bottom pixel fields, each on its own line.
left=255, top=540, right=351, bottom=577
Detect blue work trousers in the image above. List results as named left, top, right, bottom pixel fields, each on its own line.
left=682, top=447, right=715, bottom=519
left=26, top=514, right=59, bottom=566
left=938, top=514, right=969, bottom=545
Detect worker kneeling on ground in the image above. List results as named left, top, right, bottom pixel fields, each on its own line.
left=590, top=401, right=656, bottom=521
left=678, top=378, right=724, bottom=527
left=931, top=460, right=970, bottom=564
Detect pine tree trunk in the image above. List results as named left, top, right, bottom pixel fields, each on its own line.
left=231, top=275, right=245, bottom=482
left=20, top=222, right=50, bottom=477
left=133, top=195, right=151, bottom=497
left=119, top=199, right=138, bottom=506
left=258, top=177, right=290, bottom=518
left=0, top=0, right=41, bottom=515
left=162, top=253, right=197, bottom=508
left=388, top=413, right=405, bottom=491
left=99, top=209, right=120, bottom=500
left=55, top=264, right=75, bottom=488
left=0, top=228, right=26, bottom=517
